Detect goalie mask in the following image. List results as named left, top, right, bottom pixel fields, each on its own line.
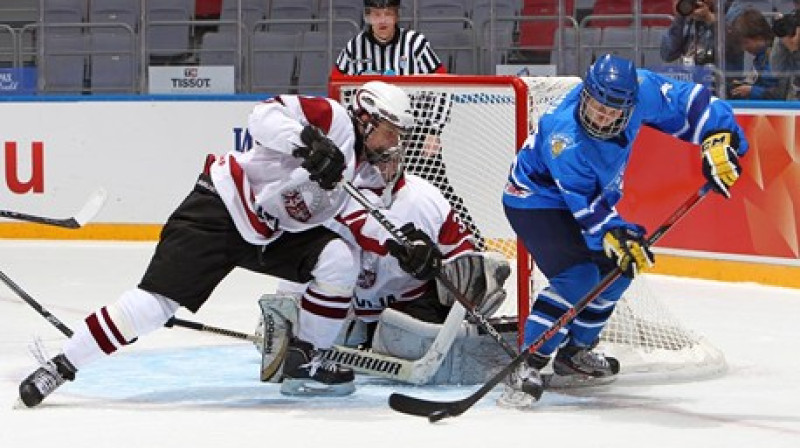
left=578, top=54, right=639, bottom=140
left=351, top=81, right=414, bottom=197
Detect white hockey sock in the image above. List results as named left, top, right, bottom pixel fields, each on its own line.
left=63, top=288, right=179, bottom=369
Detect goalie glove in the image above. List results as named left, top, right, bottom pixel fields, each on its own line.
left=386, top=223, right=443, bottom=281
left=602, top=225, right=654, bottom=278
left=292, top=125, right=346, bottom=190
left=701, top=130, right=742, bottom=199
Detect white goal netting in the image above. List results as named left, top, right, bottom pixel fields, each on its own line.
left=330, top=75, right=726, bottom=383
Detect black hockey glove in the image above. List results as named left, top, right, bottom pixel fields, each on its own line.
left=386, top=223, right=443, bottom=281
left=292, top=125, right=346, bottom=190
left=602, top=225, right=654, bottom=278
left=701, top=130, right=742, bottom=199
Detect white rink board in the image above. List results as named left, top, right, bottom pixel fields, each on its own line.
left=0, top=100, right=256, bottom=223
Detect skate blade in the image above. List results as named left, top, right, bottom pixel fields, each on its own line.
left=544, top=373, right=617, bottom=389
left=279, top=379, right=355, bottom=397
left=496, top=385, right=537, bottom=409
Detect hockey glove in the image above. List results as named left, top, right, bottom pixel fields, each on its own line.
left=602, top=225, right=654, bottom=278
left=293, top=125, right=346, bottom=190
left=701, top=130, right=742, bottom=199
left=386, top=223, right=443, bottom=281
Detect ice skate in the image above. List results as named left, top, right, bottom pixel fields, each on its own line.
left=280, top=338, right=355, bottom=396
left=18, top=350, right=77, bottom=408
left=553, top=344, right=620, bottom=378
left=497, top=353, right=548, bottom=409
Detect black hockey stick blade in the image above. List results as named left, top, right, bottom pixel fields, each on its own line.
left=0, top=188, right=107, bottom=228
left=389, top=351, right=529, bottom=420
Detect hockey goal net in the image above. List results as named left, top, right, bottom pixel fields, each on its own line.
left=329, top=75, right=726, bottom=383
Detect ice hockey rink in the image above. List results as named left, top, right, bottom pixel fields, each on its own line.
left=1, top=239, right=799, bottom=448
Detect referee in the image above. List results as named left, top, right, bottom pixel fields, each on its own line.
left=331, top=0, right=447, bottom=77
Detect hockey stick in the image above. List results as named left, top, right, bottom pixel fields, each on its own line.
left=0, top=188, right=107, bottom=229
left=0, top=269, right=73, bottom=337
left=389, top=183, right=714, bottom=422
left=341, top=181, right=520, bottom=360
left=164, top=316, right=262, bottom=343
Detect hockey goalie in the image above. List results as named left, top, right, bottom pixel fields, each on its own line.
left=259, top=251, right=514, bottom=385
left=256, top=120, right=516, bottom=386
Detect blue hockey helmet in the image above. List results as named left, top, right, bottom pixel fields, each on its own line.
left=579, top=54, right=639, bottom=139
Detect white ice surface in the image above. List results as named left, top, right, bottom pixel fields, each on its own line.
left=1, top=240, right=799, bottom=448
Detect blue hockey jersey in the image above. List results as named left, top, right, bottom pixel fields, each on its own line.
left=503, top=69, right=748, bottom=250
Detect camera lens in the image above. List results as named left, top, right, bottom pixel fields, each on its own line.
left=773, top=13, right=798, bottom=38
left=676, top=0, right=697, bottom=17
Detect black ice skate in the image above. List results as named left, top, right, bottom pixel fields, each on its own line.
left=18, top=353, right=77, bottom=408
left=280, top=338, right=355, bottom=396
left=497, top=353, right=549, bottom=408
left=553, top=344, right=620, bottom=378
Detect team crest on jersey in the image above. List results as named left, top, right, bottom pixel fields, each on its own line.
left=282, top=190, right=312, bottom=222
left=357, top=270, right=377, bottom=289
left=281, top=183, right=325, bottom=223
left=549, top=134, right=573, bottom=158
left=357, top=252, right=380, bottom=288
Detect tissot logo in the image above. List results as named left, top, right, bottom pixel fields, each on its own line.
left=171, top=68, right=211, bottom=88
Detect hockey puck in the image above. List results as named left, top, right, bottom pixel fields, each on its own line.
left=428, top=409, right=449, bottom=423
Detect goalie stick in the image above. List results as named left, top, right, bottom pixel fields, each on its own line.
left=0, top=188, right=108, bottom=229
left=389, top=183, right=714, bottom=422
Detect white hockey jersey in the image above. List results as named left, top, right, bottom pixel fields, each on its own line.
left=332, top=173, right=476, bottom=322
left=209, top=95, right=359, bottom=244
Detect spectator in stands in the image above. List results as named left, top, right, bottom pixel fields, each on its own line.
left=660, top=0, right=745, bottom=91
left=728, top=8, right=787, bottom=99
left=331, top=0, right=446, bottom=77
left=770, top=0, right=800, bottom=99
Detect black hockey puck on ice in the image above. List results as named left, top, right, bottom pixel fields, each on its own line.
left=428, top=409, right=449, bottom=423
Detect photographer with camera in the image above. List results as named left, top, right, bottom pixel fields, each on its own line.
left=660, top=0, right=745, bottom=92
left=728, top=8, right=786, bottom=99
left=770, top=1, right=800, bottom=99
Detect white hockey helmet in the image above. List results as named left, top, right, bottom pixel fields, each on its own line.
left=352, top=81, right=414, bottom=131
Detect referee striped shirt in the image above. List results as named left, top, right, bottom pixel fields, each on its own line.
left=334, top=26, right=445, bottom=76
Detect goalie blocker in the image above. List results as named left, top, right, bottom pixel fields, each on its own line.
left=258, top=252, right=519, bottom=385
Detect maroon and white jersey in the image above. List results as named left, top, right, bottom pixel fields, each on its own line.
left=333, top=173, right=476, bottom=322
left=209, top=95, right=358, bottom=244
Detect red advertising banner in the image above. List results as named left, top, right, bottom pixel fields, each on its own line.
left=621, top=114, right=800, bottom=260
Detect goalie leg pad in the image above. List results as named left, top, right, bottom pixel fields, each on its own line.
left=258, top=294, right=299, bottom=382
left=257, top=293, right=364, bottom=382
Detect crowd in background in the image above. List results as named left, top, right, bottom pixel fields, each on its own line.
left=1, top=0, right=800, bottom=99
